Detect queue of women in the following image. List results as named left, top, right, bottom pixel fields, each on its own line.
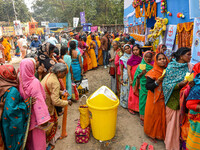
left=110, top=39, right=199, bottom=150
left=0, top=30, right=199, bottom=150
left=0, top=31, right=119, bottom=150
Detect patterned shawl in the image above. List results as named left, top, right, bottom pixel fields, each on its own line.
left=162, top=59, right=189, bottom=104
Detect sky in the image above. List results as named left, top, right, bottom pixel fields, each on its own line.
left=24, top=0, right=34, bottom=12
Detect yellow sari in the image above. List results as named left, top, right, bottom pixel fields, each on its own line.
left=96, top=36, right=103, bottom=66
left=88, top=41, right=97, bottom=68
left=2, top=39, right=11, bottom=62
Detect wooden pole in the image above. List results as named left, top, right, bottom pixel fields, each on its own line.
left=60, top=76, right=68, bottom=139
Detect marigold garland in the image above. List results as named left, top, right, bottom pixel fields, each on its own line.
left=177, top=23, right=194, bottom=33
left=130, top=33, right=145, bottom=43
left=135, top=2, right=157, bottom=19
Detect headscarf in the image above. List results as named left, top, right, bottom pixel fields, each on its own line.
left=38, top=43, right=56, bottom=72
left=162, top=59, right=189, bottom=104
left=0, top=65, right=18, bottom=97
left=146, top=53, right=169, bottom=103
left=19, top=59, right=36, bottom=93
left=119, top=44, right=132, bottom=68
left=192, top=62, right=200, bottom=77
left=127, top=45, right=142, bottom=66
left=19, top=58, right=50, bottom=130
left=132, top=51, right=154, bottom=87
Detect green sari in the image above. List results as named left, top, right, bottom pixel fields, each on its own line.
left=1, top=87, right=31, bottom=150
left=133, top=58, right=153, bottom=119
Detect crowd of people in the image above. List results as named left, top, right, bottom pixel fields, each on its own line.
left=0, top=30, right=199, bottom=150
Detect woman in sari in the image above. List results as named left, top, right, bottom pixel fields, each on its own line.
left=180, top=63, right=200, bottom=150
left=81, top=36, right=91, bottom=72
left=144, top=53, right=168, bottom=142
left=41, top=63, right=71, bottom=148
left=69, top=41, right=83, bottom=81
left=115, top=41, right=125, bottom=97
left=133, top=51, right=153, bottom=123
left=19, top=58, right=50, bottom=150
left=186, top=65, right=200, bottom=150
left=1, top=37, right=12, bottom=62
left=37, top=43, right=56, bottom=81
left=127, top=44, right=142, bottom=114
left=109, top=41, right=118, bottom=93
left=0, top=65, right=31, bottom=150
left=119, top=44, right=132, bottom=108
left=63, top=46, right=73, bottom=100
left=88, top=35, right=98, bottom=69
left=162, top=47, right=191, bottom=150
left=96, top=36, right=103, bottom=66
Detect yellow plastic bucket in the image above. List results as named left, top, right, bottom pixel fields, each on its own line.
left=86, top=86, right=119, bottom=141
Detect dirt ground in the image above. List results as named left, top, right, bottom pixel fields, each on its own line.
left=55, top=66, right=165, bottom=150
left=12, top=60, right=165, bottom=150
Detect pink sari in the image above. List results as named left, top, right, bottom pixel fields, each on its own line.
left=19, top=58, right=50, bottom=150
left=128, top=65, right=139, bottom=112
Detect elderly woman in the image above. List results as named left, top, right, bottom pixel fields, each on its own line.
left=0, top=65, right=31, bottom=149
left=162, top=47, right=191, bottom=150
left=41, top=63, right=71, bottom=148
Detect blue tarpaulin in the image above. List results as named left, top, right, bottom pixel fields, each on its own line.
left=48, top=23, right=68, bottom=28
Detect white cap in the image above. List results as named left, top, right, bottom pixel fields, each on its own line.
left=33, top=35, right=38, bottom=39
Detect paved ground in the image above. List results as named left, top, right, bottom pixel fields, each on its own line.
left=12, top=59, right=165, bottom=150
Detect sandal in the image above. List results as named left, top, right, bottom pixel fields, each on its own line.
left=131, top=146, right=137, bottom=150
left=148, top=145, right=154, bottom=150
left=140, top=142, right=148, bottom=150
left=128, top=109, right=136, bottom=115
left=47, top=145, right=55, bottom=150
left=125, top=145, right=130, bottom=150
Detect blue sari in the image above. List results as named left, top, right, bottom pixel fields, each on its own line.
left=64, top=54, right=72, bottom=99
left=71, top=53, right=82, bottom=81
left=119, top=53, right=131, bottom=108
left=1, top=87, right=31, bottom=150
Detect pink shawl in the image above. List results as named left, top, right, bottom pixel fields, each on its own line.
left=19, top=58, right=50, bottom=130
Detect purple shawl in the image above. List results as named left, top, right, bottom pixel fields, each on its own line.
left=127, top=55, right=142, bottom=66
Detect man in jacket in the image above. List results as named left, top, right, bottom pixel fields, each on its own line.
left=101, top=31, right=111, bottom=68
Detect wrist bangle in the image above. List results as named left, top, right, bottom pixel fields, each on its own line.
left=137, top=75, right=140, bottom=79
left=155, top=81, right=158, bottom=86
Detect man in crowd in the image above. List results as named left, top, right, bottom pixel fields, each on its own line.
left=101, top=31, right=111, bottom=68
left=30, top=35, right=42, bottom=50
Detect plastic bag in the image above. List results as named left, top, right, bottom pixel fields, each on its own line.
left=78, top=95, right=90, bottom=129
left=72, top=83, right=79, bottom=101
left=78, top=78, right=89, bottom=97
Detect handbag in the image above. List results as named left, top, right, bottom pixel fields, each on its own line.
left=78, top=95, right=90, bottom=129
left=109, top=67, right=115, bottom=76
left=78, top=78, right=89, bottom=97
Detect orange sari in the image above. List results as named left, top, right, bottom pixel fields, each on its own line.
left=144, top=54, right=168, bottom=140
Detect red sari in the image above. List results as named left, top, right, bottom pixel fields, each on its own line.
left=128, top=65, right=139, bottom=112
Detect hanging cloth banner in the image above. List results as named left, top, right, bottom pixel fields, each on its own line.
left=191, top=18, right=200, bottom=64
left=80, top=12, right=86, bottom=25
left=165, top=25, right=177, bottom=51
left=2, top=26, right=15, bottom=36
left=13, top=20, right=23, bottom=35
left=73, top=17, right=79, bottom=28
left=91, top=26, right=98, bottom=32
left=29, top=22, right=38, bottom=35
